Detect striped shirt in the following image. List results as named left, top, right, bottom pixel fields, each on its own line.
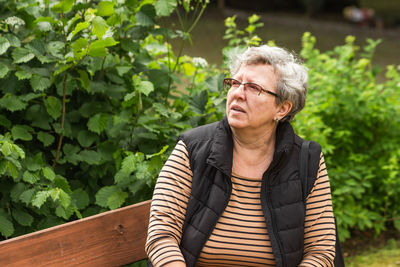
left=146, top=140, right=336, bottom=266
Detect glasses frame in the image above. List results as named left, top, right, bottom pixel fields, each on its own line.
left=223, top=78, right=278, bottom=98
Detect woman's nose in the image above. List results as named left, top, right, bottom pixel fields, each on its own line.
left=231, top=84, right=246, bottom=99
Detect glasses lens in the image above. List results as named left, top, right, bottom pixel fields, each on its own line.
left=245, top=83, right=263, bottom=95
left=223, top=78, right=232, bottom=91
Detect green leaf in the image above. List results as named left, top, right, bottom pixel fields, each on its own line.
left=63, top=144, right=81, bottom=165
left=0, top=215, right=14, bottom=238
left=47, top=41, right=64, bottom=57
left=25, top=153, right=43, bottom=171
left=42, top=167, right=55, bottom=181
left=95, top=186, right=119, bottom=208
left=78, top=69, right=90, bottom=91
left=23, top=171, right=40, bottom=184
left=36, top=21, right=52, bottom=32
left=71, top=21, right=90, bottom=39
left=19, top=189, right=36, bottom=205
left=72, top=37, right=88, bottom=57
left=6, top=161, right=20, bottom=179
left=128, top=179, right=146, bottom=195
left=30, top=75, right=51, bottom=92
left=12, top=209, right=34, bottom=227
left=11, top=125, right=33, bottom=141
left=79, top=150, right=102, bottom=165
left=114, top=170, right=130, bottom=184
left=54, top=175, right=71, bottom=193
left=87, top=113, right=109, bottom=134
left=116, top=66, right=131, bottom=76
left=26, top=39, right=46, bottom=56
left=1, top=141, right=12, bottom=156
left=77, top=130, right=97, bottom=147
left=51, top=0, right=75, bottom=13
left=88, top=38, right=118, bottom=57
left=50, top=188, right=60, bottom=201
left=121, top=154, right=137, bottom=173
left=155, top=0, right=177, bottom=17
left=107, top=191, right=128, bottom=210
left=32, top=190, right=50, bottom=208
left=71, top=188, right=89, bottom=210
left=59, top=190, right=71, bottom=208
left=10, top=183, right=25, bottom=202
left=135, top=162, right=150, bottom=180
left=135, top=5, right=156, bottom=27
left=0, top=37, right=11, bottom=55
left=15, top=70, right=32, bottom=80
left=0, top=94, right=27, bottom=112
left=0, top=159, right=6, bottom=175
left=5, top=34, right=20, bottom=47
left=12, top=47, right=35, bottom=64
left=0, top=62, right=9, bottom=78
left=137, top=80, right=154, bottom=96
left=92, top=16, right=108, bottom=39
left=37, top=131, right=55, bottom=147
left=12, top=144, right=25, bottom=159
left=97, top=1, right=115, bottom=16
left=55, top=204, right=74, bottom=220
left=394, top=219, right=400, bottom=231
left=44, top=96, right=61, bottom=119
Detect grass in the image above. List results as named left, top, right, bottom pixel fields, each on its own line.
left=345, top=238, right=400, bottom=266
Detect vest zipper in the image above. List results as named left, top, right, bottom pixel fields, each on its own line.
left=266, top=182, right=286, bottom=267
left=262, top=164, right=287, bottom=267
left=195, top=169, right=232, bottom=265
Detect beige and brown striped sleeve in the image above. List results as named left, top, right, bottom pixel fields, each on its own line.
left=300, top=153, right=336, bottom=267
left=145, top=140, right=192, bottom=267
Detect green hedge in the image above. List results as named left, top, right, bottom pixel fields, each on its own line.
left=0, top=0, right=223, bottom=239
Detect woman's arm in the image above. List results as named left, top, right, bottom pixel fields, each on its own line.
left=145, top=141, right=192, bottom=267
left=300, top=153, right=336, bottom=267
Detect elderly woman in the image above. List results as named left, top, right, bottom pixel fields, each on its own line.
left=145, top=45, right=336, bottom=267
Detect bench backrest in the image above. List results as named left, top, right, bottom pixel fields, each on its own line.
left=0, top=200, right=151, bottom=267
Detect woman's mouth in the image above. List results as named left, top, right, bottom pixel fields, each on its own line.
left=231, top=105, right=245, bottom=113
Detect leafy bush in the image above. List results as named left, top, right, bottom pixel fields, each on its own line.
left=295, top=33, right=400, bottom=240
left=0, top=0, right=225, bottom=239
left=221, top=16, right=400, bottom=241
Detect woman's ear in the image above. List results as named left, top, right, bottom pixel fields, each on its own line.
left=277, top=101, right=292, bottom=120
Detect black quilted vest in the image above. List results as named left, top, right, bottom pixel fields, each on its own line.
left=148, top=117, right=321, bottom=267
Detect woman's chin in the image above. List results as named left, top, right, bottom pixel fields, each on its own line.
left=227, top=116, right=248, bottom=129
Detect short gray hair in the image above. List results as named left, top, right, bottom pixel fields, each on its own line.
left=229, top=45, right=308, bottom=121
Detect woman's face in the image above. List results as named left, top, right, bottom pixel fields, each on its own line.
left=226, top=64, right=284, bottom=132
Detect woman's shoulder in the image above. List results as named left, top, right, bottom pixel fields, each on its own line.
left=294, top=134, right=322, bottom=153
left=178, top=117, right=228, bottom=144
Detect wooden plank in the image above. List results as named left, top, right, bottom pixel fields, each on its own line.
left=0, top=200, right=151, bottom=267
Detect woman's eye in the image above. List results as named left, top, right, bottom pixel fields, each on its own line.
left=248, top=84, right=260, bottom=92
left=232, top=80, right=241, bottom=87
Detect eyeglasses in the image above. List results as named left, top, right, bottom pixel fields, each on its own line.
left=223, top=78, right=278, bottom=98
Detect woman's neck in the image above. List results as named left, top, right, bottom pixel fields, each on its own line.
left=231, top=126, right=277, bottom=179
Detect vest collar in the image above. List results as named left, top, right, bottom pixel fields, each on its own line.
left=206, top=117, right=295, bottom=177
left=206, top=117, right=234, bottom=176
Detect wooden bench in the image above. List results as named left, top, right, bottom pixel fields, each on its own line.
left=0, top=200, right=151, bottom=267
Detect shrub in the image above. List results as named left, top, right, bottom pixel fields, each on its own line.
left=0, top=0, right=224, bottom=239
left=295, top=33, right=400, bottom=240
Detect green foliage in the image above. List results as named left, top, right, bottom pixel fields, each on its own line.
left=222, top=14, right=263, bottom=67
left=222, top=17, right=400, bottom=241
left=0, top=0, right=223, bottom=240
left=294, top=33, right=400, bottom=240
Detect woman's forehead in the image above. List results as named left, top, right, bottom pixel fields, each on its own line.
left=234, top=64, right=278, bottom=82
